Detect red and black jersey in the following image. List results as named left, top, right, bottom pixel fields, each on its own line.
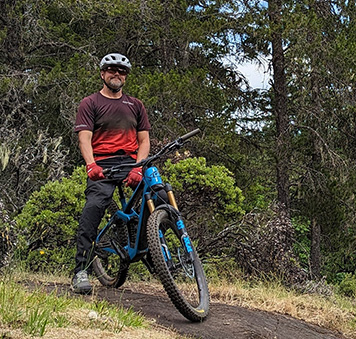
left=75, top=92, right=151, bottom=159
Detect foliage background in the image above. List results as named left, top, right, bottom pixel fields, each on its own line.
left=13, top=158, right=244, bottom=272
left=2, top=0, right=356, bottom=290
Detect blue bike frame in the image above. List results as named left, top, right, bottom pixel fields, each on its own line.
left=95, top=165, right=194, bottom=263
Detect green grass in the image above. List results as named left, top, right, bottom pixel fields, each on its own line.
left=0, top=274, right=146, bottom=337
left=2, top=263, right=356, bottom=338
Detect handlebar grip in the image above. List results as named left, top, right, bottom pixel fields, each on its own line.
left=102, top=168, right=110, bottom=175
left=180, top=128, right=201, bottom=141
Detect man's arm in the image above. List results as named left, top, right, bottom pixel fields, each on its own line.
left=124, top=130, right=150, bottom=188
left=136, top=130, right=150, bottom=163
left=78, top=130, right=105, bottom=181
left=78, top=130, right=95, bottom=165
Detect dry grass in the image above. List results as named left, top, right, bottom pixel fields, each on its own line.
left=0, top=325, right=182, bottom=339
left=3, top=270, right=356, bottom=338
left=0, top=271, right=185, bottom=339
left=209, top=279, right=356, bottom=338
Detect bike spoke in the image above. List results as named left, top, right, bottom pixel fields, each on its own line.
left=147, top=209, right=210, bottom=321
left=92, top=201, right=129, bottom=288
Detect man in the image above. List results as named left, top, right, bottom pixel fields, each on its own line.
left=72, top=53, right=151, bottom=294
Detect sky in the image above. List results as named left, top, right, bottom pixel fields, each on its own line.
left=239, top=60, right=271, bottom=90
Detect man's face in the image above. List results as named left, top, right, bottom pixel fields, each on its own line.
left=101, top=66, right=128, bottom=91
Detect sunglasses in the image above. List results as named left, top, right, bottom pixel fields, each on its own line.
left=104, top=66, right=128, bottom=75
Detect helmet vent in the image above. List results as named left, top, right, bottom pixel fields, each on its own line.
left=100, top=53, right=131, bottom=72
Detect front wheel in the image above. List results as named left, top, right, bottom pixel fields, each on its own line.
left=147, top=209, right=210, bottom=322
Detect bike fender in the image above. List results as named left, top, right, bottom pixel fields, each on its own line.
left=154, top=204, right=181, bottom=220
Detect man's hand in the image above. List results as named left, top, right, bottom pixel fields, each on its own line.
left=86, top=162, right=105, bottom=181
left=124, top=167, right=143, bottom=188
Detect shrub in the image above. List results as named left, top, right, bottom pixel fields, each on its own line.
left=14, top=157, right=245, bottom=272
left=338, top=273, right=356, bottom=297
left=292, top=216, right=311, bottom=271
left=162, top=157, right=245, bottom=251
left=235, top=203, right=307, bottom=285
left=206, top=203, right=308, bottom=285
left=14, top=167, right=87, bottom=273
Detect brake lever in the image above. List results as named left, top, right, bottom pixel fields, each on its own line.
left=102, top=170, right=113, bottom=179
left=102, top=168, right=117, bottom=179
left=167, top=139, right=184, bottom=152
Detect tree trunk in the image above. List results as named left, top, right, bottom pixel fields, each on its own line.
left=268, top=0, right=290, bottom=213
left=308, top=1, right=325, bottom=279
left=310, top=217, right=321, bottom=279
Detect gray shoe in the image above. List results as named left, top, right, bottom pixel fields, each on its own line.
left=72, top=270, right=92, bottom=294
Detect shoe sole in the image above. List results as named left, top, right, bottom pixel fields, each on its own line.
left=71, top=285, right=92, bottom=295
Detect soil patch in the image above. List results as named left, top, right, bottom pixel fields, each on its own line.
left=24, top=280, right=347, bottom=339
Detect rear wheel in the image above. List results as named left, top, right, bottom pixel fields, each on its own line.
left=147, top=209, right=210, bottom=322
left=92, top=200, right=129, bottom=288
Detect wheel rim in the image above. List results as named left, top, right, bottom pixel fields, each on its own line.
left=94, top=223, right=128, bottom=284
left=160, top=221, right=202, bottom=308
left=177, top=247, right=195, bottom=279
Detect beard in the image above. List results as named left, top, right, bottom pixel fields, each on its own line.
left=107, top=77, right=124, bottom=91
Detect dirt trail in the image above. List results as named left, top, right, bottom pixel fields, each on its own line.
left=24, top=280, right=347, bottom=339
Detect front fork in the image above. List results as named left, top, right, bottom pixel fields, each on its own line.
left=145, top=183, right=195, bottom=264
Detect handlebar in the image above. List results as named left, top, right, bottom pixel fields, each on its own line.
left=102, top=128, right=200, bottom=177
left=180, top=128, right=200, bottom=141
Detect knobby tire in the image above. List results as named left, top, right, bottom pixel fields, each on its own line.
left=92, top=200, right=129, bottom=288
left=147, top=209, right=210, bottom=322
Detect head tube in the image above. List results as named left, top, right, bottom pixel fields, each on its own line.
left=144, top=167, right=163, bottom=187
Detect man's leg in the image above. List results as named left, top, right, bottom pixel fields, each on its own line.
left=75, top=178, right=116, bottom=274
left=72, top=178, right=116, bottom=293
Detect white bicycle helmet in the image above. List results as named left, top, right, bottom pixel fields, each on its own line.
left=99, top=53, right=132, bottom=73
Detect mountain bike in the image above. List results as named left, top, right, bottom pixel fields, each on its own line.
left=92, top=129, right=210, bottom=322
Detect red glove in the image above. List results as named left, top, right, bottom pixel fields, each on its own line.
left=86, top=162, right=105, bottom=181
left=125, top=167, right=143, bottom=188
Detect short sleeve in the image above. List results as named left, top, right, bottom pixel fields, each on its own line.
left=74, top=96, right=95, bottom=132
